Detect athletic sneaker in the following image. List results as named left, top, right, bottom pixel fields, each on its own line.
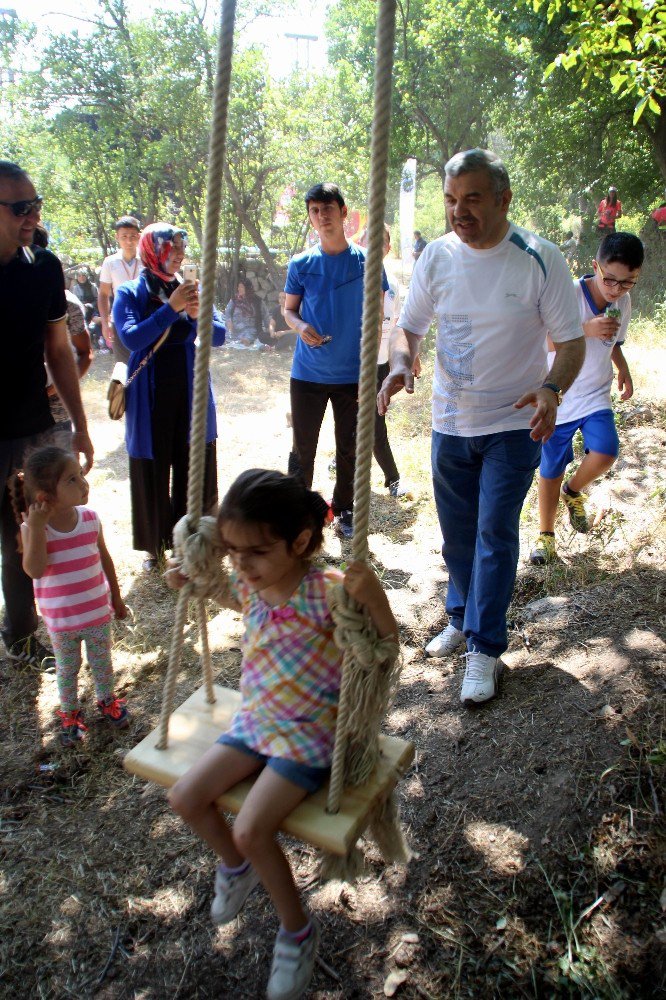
left=334, top=509, right=353, bottom=539
left=425, top=623, right=465, bottom=658
left=561, top=486, right=589, bottom=533
left=460, top=651, right=504, bottom=705
left=2, top=632, right=55, bottom=670
left=97, top=696, right=131, bottom=729
left=529, top=533, right=557, bottom=566
left=266, top=920, right=319, bottom=1000
left=57, top=708, right=87, bottom=748
left=210, top=863, right=260, bottom=925
left=388, top=479, right=413, bottom=499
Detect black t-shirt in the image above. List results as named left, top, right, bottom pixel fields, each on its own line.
left=0, top=247, right=67, bottom=440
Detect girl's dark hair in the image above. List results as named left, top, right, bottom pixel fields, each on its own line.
left=237, top=277, right=257, bottom=302
left=9, top=446, right=75, bottom=548
left=218, top=469, right=329, bottom=557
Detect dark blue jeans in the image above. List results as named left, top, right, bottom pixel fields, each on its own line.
left=431, top=430, right=541, bottom=657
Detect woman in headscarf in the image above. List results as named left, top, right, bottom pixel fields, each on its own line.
left=113, top=223, right=225, bottom=570
left=225, top=278, right=268, bottom=349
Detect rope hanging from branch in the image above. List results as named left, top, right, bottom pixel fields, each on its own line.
left=155, top=0, right=410, bottom=876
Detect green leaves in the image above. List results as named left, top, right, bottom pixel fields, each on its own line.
left=532, top=0, right=666, bottom=121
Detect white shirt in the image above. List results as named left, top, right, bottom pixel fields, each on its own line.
left=99, top=250, right=141, bottom=294
left=552, top=278, right=630, bottom=424
left=399, top=222, right=582, bottom=436
left=379, top=275, right=401, bottom=365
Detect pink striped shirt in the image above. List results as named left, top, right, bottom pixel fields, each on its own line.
left=32, top=507, right=111, bottom=633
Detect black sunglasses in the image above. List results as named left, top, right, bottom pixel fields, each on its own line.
left=0, top=195, right=44, bottom=217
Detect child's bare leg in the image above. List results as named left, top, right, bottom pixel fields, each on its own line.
left=232, top=769, right=310, bottom=932
left=537, top=473, right=564, bottom=533
left=169, top=744, right=262, bottom=866
left=566, top=451, right=616, bottom=494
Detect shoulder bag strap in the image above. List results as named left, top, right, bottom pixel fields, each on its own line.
left=125, top=326, right=171, bottom=388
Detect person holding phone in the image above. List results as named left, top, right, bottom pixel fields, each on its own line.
left=112, top=223, right=226, bottom=571
left=283, top=182, right=388, bottom=539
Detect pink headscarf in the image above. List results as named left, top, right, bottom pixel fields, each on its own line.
left=138, top=223, right=187, bottom=282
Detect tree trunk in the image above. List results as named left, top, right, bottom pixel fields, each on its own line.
left=642, top=103, right=666, bottom=185
left=223, top=165, right=282, bottom=290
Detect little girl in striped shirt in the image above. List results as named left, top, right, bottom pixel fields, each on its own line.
left=15, top=446, right=131, bottom=747
left=166, top=469, right=396, bottom=1000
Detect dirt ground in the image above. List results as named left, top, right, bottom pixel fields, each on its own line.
left=1, top=342, right=664, bottom=999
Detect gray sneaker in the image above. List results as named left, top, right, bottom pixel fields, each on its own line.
left=425, top=623, right=465, bottom=657
left=334, top=509, right=353, bottom=540
left=266, top=920, right=319, bottom=1000
left=210, top=863, right=260, bottom=925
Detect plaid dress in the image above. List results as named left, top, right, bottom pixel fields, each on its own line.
left=228, top=565, right=342, bottom=767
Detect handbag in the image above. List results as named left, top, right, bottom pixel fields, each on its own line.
left=107, top=327, right=171, bottom=420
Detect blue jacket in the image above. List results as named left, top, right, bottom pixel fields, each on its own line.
left=113, top=273, right=225, bottom=459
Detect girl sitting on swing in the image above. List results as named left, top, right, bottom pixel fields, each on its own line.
left=166, top=469, right=396, bottom=1000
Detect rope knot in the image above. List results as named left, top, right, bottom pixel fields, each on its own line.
left=172, top=514, right=232, bottom=603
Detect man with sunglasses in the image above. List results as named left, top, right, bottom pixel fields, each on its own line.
left=530, top=231, right=644, bottom=564
left=0, top=160, right=94, bottom=668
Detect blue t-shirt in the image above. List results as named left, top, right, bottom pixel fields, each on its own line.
left=285, top=242, right=388, bottom=384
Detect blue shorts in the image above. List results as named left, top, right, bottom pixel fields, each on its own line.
left=217, top=733, right=330, bottom=794
left=540, top=409, right=619, bottom=479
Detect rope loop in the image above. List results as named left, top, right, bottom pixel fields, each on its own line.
left=172, top=514, right=233, bottom=604
left=328, top=583, right=399, bottom=670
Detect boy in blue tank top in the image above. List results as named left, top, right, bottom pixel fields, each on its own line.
left=283, top=183, right=388, bottom=539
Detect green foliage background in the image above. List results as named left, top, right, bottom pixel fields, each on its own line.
left=1, top=0, right=663, bottom=309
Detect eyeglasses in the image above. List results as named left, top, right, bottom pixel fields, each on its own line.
left=0, top=196, right=43, bottom=217
left=596, top=260, right=637, bottom=291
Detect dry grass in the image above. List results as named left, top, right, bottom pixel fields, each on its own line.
left=1, top=339, right=664, bottom=998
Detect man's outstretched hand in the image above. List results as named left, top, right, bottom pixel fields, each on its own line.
left=513, top=387, right=558, bottom=442
left=377, top=365, right=414, bottom=416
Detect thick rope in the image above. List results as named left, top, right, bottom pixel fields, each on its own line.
left=196, top=598, right=215, bottom=705
left=327, top=0, right=396, bottom=815
left=157, top=0, right=237, bottom=749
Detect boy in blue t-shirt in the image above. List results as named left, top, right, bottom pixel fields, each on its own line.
left=531, top=232, right=643, bottom=565
left=283, top=182, right=387, bottom=539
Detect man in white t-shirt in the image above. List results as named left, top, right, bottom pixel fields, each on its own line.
left=97, top=215, right=141, bottom=363
left=530, top=232, right=643, bottom=565
left=378, top=148, right=585, bottom=705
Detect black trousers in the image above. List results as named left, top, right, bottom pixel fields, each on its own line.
left=1, top=429, right=55, bottom=644
left=373, top=362, right=399, bottom=486
left=129, top=378, right=218, bottom=555
left=290, top=378, right=358, bottom=514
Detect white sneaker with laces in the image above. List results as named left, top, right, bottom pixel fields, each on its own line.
left=425, top=623, right=465, bottom=658
left=460, top=651, right=504, bottom=705
left=210, top=863, right=260, bottom=925
left=266, top=921, right=319, bottom=1000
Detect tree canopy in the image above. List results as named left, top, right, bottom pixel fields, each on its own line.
left=1, top=0, right=663, bottom=281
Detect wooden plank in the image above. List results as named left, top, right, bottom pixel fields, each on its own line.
left=124, top=684, right=414, bottom=856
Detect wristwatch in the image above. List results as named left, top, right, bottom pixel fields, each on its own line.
left=541, top=381, right=563, bottom=405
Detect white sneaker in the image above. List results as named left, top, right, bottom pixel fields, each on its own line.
left=460, top=651, right=504, bottom=705
left=210, top=863, right=260, bottom=925
left=425, top=623, right=466, bottom=657
left=266, top=920, right=319, bottom=1000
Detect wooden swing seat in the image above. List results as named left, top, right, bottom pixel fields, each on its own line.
left=124, top=684, right=414, bottom=857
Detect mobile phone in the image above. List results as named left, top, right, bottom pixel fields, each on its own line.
left=182, top=264, right=198, bottom=283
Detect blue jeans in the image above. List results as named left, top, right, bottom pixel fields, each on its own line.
left=431, top=430, right=541, bottom=657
